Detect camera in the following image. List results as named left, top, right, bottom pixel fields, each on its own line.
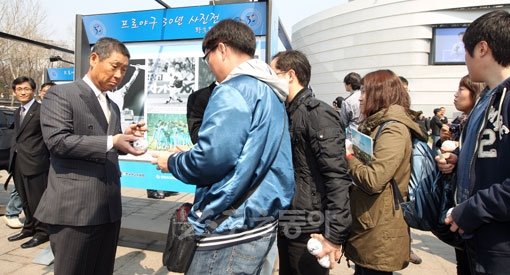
left=449, top=123, right=461, bottom=140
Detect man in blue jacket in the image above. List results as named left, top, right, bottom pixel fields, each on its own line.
left=438, top=10, right=510, bottom=274
left=152, top=19, right=294, bottom=274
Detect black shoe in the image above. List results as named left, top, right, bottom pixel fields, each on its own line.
left=21, top=235, right=49, bottom=249
left=410, top=250, right=422, bottom=264
left=8, top=231, right=34, bottom=242
left=163, top=191, right=178, bottom=197
left=147, top=190, right=165, bottom=199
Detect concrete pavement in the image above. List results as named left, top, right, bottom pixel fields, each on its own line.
left=0, top=176, right=456, bottom=274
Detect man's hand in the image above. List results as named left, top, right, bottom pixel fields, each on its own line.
left=151, top=151, right=176, bottom=173
left=444, top=208, right=464, bottom=234
left=113, top=134, right=146, bottom=156
left=435, top=152, right=458, bottom=174
left=125, top=120, right=147, bottom=137
left=310, top=233, right=342, bottom=269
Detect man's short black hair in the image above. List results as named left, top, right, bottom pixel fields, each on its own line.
left=343, top=72, right=361, bottom=90
left=91, top=37, right=130, bottom=60
left=41, top=82, right=56, bottom=90
left=272, top=50, right=311, bottom=88
left=202, top=19, right=256, bottom=57
left=433, top=108, right=441, bottom=115
left=12, top=76, right=36, bottom=90
left=463, top=10, right=510, bottom=67
left=334, top=96, right=344, bottom=107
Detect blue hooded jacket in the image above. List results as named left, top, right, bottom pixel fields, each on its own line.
left=168, top=60, right=295, bottom=248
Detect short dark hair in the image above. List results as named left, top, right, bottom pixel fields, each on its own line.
left=202, top=19, right=256, bottom=57
left=12, top=76, right=36, bottom=90
left=272, top=50, right=311, bottom=87
left=334, top=96, right=344, bottom=107
left=41, top=82, right=56, bottom=90
left=361, top=70, right=410, bottom=117
left=399, top=76, right=409, bottom=86
left=344, top=72, right=361, bottom=90
left=91, top=37, right=130, bottom=60
left=463, top=10, right=510, bottom=66
left=433, top=108, right=441, bottom=115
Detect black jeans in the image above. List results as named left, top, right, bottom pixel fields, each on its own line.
left=455, top=247, right=472, bottom=275
left=354, top=265, right=392, bottom=275
left=277, top=233, right=329, bottom=275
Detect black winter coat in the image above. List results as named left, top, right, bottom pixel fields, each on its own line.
left=278, top=88, right=351, bottom=245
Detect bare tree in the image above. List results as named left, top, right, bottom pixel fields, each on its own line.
left=0, top=0, right=72, bottom=105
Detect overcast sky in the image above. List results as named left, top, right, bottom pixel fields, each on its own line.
left=37, top=0, right=346, bottom=43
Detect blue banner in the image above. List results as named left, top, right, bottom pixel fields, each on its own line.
left=47, top=67, right=74, bottom=81
left=83, top=2, right=266, bottom=43
left=119, top=160, right=196, bottom=193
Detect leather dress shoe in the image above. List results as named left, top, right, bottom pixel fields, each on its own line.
left=7, top=231, right=34, bottom=242
left=164, top=191, right=178, bottom=197
left=21, top=235, right=49, bottom=249
left=147, top=190, right=165, bottom=199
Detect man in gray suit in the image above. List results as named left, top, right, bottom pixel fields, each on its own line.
left=35, top=37, right=147, bottom=275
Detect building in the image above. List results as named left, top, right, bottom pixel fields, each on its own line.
left=292, top=0, right=510, bottom=118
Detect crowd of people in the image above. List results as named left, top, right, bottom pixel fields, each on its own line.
left=2, top=9, right=510, bottom=275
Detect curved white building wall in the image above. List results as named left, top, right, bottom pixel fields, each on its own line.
left=291, top=0, right=510, bottom=118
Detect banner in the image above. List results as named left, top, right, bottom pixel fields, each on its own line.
left=83, top=2, right=267, bottom=43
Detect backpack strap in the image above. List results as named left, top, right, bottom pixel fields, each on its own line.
left=374, top=120, right=405, bottom=210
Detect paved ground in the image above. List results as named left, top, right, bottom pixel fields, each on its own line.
left=0, top=172, right=457, bottom=275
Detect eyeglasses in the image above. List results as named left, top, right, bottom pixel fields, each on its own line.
left=15, top=87, right=33, bottom=92
left=202, top=45, right=219, bottom=65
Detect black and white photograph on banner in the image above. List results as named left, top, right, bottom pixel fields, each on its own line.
left=197, top=57, right=216, bottom=89
left=107, top=59, right=146, bottom=130
left=146, top=56, right=196, bottom=107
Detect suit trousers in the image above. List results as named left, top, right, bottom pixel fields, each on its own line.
left=49, top=221, right=121, bottom=275
left=13, top=160, right=48, bottom=237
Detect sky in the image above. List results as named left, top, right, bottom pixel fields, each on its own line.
left=37, top=0, right=346, bottom=44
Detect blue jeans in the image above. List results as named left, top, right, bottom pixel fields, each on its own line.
left=260, top=240, right=278, bottom=275
left=6, top=187, right=23, bottom=217
left=186, top=234, right=275, bottom=275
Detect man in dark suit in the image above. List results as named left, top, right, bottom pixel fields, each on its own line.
left=35, top=37, right=147, bottom=275
left=6, top=76, right=50, bottom=248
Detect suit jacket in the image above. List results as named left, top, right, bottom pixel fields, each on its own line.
left=9, top=102, right=50, bottom=175
left=35, top=79, right=123, bottom=226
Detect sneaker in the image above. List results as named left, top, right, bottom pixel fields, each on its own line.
left=410, top=250, right=422, bottom=264
left=3, top=215, right=24, bottom=229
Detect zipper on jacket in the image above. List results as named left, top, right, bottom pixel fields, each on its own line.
left=467, top=90, right=498, bottom=197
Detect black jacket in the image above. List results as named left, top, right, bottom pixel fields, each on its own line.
left=9, top=102, right=49, bottom=175
left=186, top=82, right=215, bottom=144
left=279, top=88, right=351, bottom=245
left=430, top=115, right=444, bottom=136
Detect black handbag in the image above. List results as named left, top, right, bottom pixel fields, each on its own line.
left=163, top=202, right=197, bottom=273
